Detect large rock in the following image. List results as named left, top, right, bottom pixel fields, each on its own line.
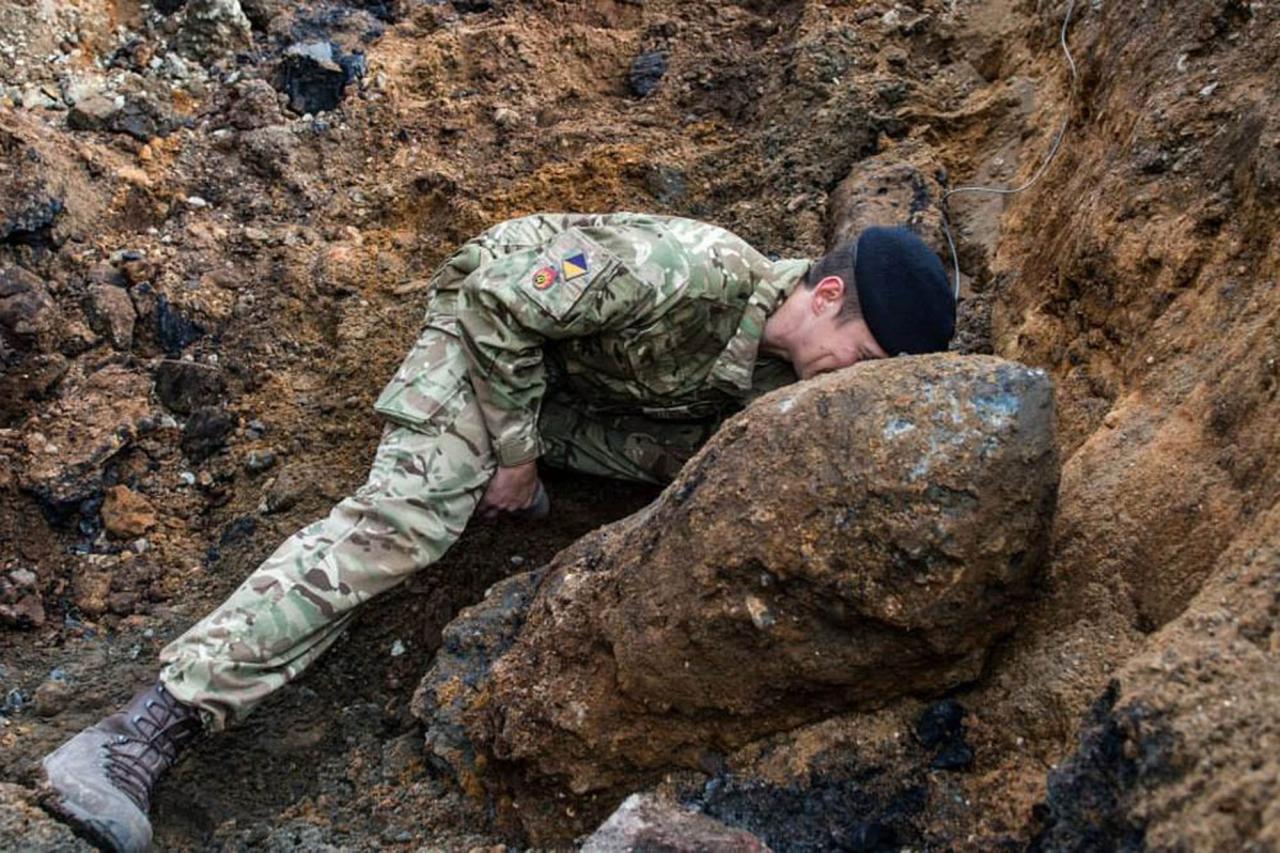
left=414, top=354, right=1058, bottom=839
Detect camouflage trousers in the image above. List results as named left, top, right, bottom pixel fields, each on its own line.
left=158, top=326, right=715, bottom=729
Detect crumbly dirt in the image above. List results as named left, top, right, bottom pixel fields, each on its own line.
left=1, top=0, right=1277, bottom=849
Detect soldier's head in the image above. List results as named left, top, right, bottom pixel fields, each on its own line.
left=777, top=226, right=955, bottom=379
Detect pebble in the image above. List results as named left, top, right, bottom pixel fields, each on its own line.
left=493, top=106, right=520, bottom=129
left=245, top=449, right=277, bottom=473
left=185, top=195, right=209, bottom=208
left=390, top=639, right=406, bottom=657
left=629, top=51, right=668, bottom=98
left=9, top=568, right=37, bottom=589
left=34, top=678, right=73, bottom=718
left=179, top=471, right=197, bottom=486
left=4, top=688, right=28, bottom=715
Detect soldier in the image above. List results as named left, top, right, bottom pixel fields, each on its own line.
left=40, top=212, right=955, bottom=851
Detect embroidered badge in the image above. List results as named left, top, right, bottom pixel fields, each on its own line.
left=531, top=265, right=558, bottom=290
left=561, top=252, right=589, bottom=282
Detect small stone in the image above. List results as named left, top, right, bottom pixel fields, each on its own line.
left=259, top=467, right=308, bottom=514
left=493, top=106, right=520, bottom=129
left=916, top=699, right=965, bottom=748
left=390, top=639, right=406, bottom=657
left=83, top=284, right=137, bottom=350
left=629, top=51, right=668, bottom=98
left=120, top=259, right=155, bottom=286
left=21, top=86, right=59, bottom=110
left=154, top=294, right=205, bottom=354
left=185, top=195, right=208, bottom=208
left=154, top=360, right=226, bottom=415
left=8, top=568, right=37, bottom=590
left=381, top=731, right=424, bottom=780
left=227, top=78, right=285, bottom=130
left=0, top=268, right=62, bottom=352
left=176, top=0, right=252, bottom=61
left=101, top=485, right=157, bottom=539
left=275, top=41, right=358, bottom=115
left=182, top=406, right=236, bottom=462
left=73, top=570, right=113, bottom=617
left=0, top=593, right=45, bottom=629
left=245, top=449, right=277, bottom=472
left=66, top=92, right=120, bottom=129
left=583, top=794, right=770, bottom=852
left=108, top=98, right=169, bottom=142
left=33, top=678, right=73, bottom=717
left=179, top=471, right=197, bottom=486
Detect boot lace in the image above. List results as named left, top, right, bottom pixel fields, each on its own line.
left=102, top=685, right=201, bottom=812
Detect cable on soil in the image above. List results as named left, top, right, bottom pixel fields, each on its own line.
left=940, top=0, right=1080, bottom=299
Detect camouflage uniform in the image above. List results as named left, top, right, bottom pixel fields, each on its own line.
left=159, top=213, right=810, bottom=729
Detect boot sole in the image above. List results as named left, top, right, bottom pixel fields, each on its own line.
left=37, top=785, right=128, bottom=853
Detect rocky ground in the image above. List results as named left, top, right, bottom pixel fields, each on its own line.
left=1, top=0, right=1277, bottom=850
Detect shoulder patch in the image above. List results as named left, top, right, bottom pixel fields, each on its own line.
left=531, top=265, right=558, bottom=290
left=522, top=230, right=613, bottom=321
left=561, top=252, right=589, bottom=281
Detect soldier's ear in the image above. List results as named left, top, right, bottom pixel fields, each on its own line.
left=811, top=275, right=846, bottom=317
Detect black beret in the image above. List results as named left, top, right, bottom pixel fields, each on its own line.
left=853, top=226, right=955, bottom=355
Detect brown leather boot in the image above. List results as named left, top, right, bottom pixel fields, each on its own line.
left=40, top=681, right=202, bottom=853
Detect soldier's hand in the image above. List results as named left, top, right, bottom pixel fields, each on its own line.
left=478, top=462, right=541, bottom=519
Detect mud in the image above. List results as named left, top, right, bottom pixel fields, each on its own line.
left=1, top=0, right=1278, bottom=849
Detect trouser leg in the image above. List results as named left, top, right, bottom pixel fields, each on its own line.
left=538, top=392, right=718, bottom=485
left=159, top=328, right=492, bottom=730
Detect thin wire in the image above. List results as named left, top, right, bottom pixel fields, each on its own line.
left=940, top=0, right=1080, bottom=299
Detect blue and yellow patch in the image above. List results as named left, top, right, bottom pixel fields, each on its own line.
left=561, top=252, right=588, bottom=282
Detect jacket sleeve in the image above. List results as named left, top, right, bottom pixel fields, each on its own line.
left=451, top=229, right=642, bottom=467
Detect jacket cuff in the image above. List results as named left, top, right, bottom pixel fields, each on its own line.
left=494, top=433, right=542, bottom=468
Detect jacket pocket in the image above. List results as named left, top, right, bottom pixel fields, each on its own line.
left=373, top=321, right=471, bottom=432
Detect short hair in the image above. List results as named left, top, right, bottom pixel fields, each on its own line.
left=805, top=241, right=862, bottom=321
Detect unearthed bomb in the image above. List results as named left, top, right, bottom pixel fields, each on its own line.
left=415, top=354, right=1058, bottom=838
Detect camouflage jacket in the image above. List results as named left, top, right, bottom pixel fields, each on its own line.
left=377, top=213, right=810, bottom=467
